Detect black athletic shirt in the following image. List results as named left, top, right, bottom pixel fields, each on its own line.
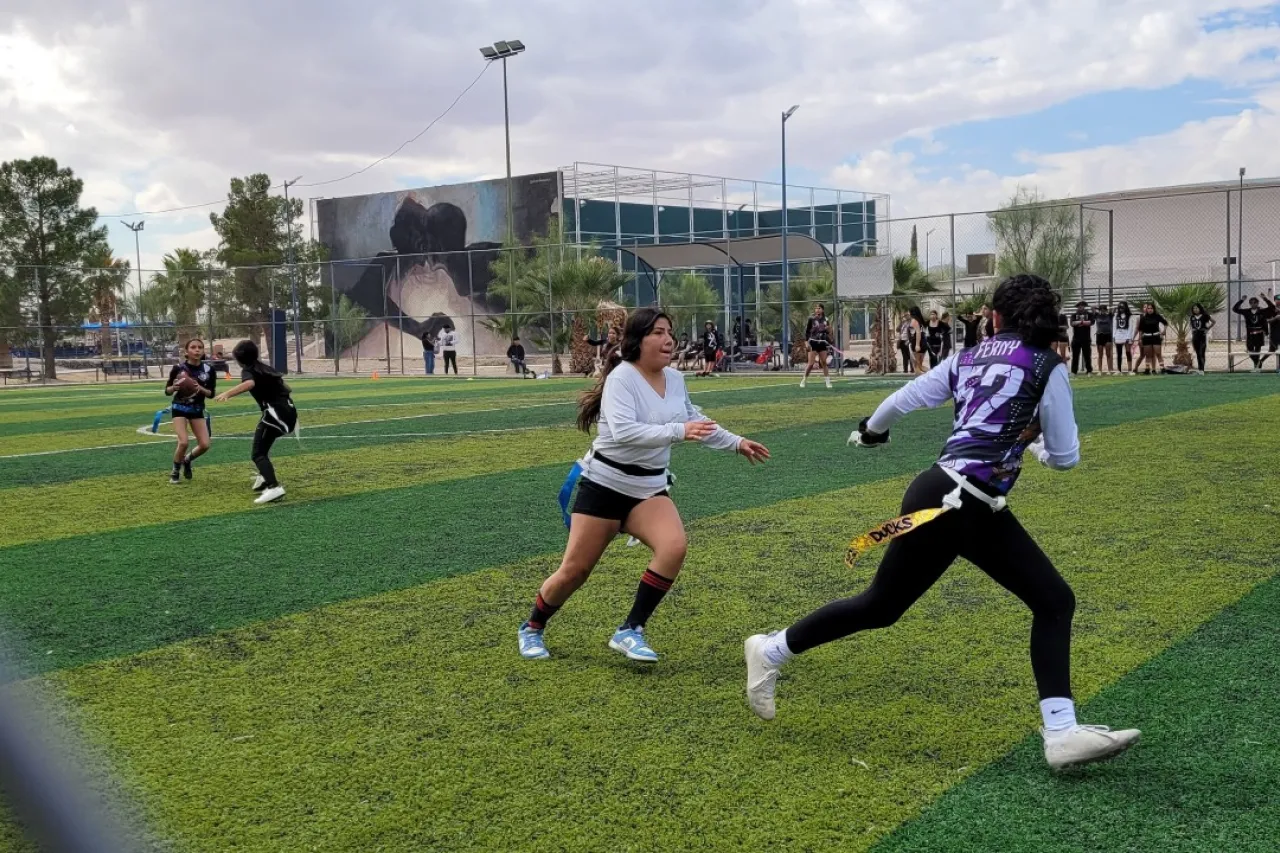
left=1094, top=313, right=1113, bottom=336
left=1234, top=299, right=1272, bottom=334
left=1070, top=309, right=1094, bottom=342
left=167, top=361, right=216, bottom=415
left=242, top=365, right=292, bottom=411
left=959, top=316, right=981, bottom=347
left=1189, top=314, right=1213, bottom=336
left=805, top=315, right=831, bottom=343
left=1137, top=313, right=1167, bottom=335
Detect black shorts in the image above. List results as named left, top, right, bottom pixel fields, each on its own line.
left=1141, top=333, right=1163, bottom=347
left=1246, top=331, right=1265, bottom=350
left=571, top=476, right=668, bottom=523
left=808, top=341, right=829, bottom=353
left=1095, top=334, right=1113, bottom=347
left=703, top=348, right=718, bottom=362
left=171, top=407, right=205, bottom=421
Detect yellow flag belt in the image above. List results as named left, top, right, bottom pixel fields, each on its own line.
left=843, top=507, right=951, bottom=569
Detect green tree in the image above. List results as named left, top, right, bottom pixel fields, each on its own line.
left=81, top=244, right=131, bottom=355
left=331, top=294, right=370, bottom=372
left=151, top=248, right=207, bottom=341
left=659, top=272, right=720, bottom=341
left=866, top=255, right=939, bottom=373
left=209, top=174, right=323, bottom=335
left=0, top=265, right=22, bottom=368
left=1147, top=281, right=1227, bottom=368
left=988, top=187, right=1092, bottom=303
left=0, top=157, right=109, bottom=378
left=761, top=262, right=835, bottom=358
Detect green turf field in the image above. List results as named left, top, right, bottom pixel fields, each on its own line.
left=1, top=373, right=1277, bottom=852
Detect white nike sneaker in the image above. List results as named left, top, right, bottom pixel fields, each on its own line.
left=254, top=485, right=286, bottom=505
left=824, top=378, right=832, bottom=389
left=799, top=379, right=806, bottom=388
left=744, top=634, right=781, bottom=720
left=251, top=475, right=267, bottom=493
left=1043, top=724, right=1141, bottom=770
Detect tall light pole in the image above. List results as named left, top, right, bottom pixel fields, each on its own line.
left=924, top=228, right=936, bottom=273
left=481, top=39, right=526, bottom=314
left=283, top=176, right=303, bottom=374
left=121, top=221, right=145, bottom=311
left=781, top=104, right=799, bottom=367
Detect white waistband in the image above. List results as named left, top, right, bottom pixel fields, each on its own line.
left=939, top=466, right=1007, bottom=512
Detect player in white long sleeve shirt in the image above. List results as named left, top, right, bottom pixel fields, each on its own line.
left=519, top=308, right=770, bottom=663
left=744, top=274, right=1141, bottom=772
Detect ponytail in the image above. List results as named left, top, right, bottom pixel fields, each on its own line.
left=577, top=350, right=624, bottom=433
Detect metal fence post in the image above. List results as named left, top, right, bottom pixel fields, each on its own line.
left=330, top=261, right=339, bottom=375
left=548, top=246, right=555, bottom=376
left=949, top=213, right=957, bottom=306
left=469, top=250, right=478, bottom=377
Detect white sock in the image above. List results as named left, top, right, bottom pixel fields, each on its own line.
left=1040, top=697, right=1077, bottom=734
left=761, top=629, right=794, bottom=667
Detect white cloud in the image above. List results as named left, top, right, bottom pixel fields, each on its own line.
left=1, top=0, right=1278, bottom=263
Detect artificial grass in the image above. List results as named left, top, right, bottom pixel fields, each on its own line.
left=873, top=573, right=1280, bottom=853
left=0, top=389, right=898, bottom=538
left=12, top=391, right=1278, bottom=852
left=0, top=382, right=1274, bottom=676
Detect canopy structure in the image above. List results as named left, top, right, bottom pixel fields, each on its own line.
left=610, top=234, right=832, bottom=272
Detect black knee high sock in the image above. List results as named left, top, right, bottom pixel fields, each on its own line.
left=622, top=569, right=675, bottom=630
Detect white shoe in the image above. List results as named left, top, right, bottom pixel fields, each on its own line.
left=254, top=485, right=286, bottom=505
left=824, top=378, right=832, bottom=389
left=799, top=379, right=806, bottom=389
left=1042, top=724, right=1141, bottom=770
left=251, top=475, right=267, bottom=493
left=744, top=634, right=781, bottom=720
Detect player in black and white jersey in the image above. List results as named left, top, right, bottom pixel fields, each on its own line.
left=743, top=273, right=1141, bottom=771
left=1188, top=303, right=1214, bottom=373
left=163, top=338, right=216, bottom=484
left=214, top=340, right=297, bottom=505
left=800, top=303, right=833, bottom=389
left=517, top=308, right=770, bottom=663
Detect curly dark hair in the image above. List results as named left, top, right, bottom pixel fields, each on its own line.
left=991, top=273, right=1060, bottom=349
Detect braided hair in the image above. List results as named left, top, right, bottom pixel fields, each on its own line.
left=991, top=274, right=1060, bottom=349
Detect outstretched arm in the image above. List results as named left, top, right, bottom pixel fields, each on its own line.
left=865, top=355, right=957, bottom=435
left=1029, top=364, right=1079, bottom=470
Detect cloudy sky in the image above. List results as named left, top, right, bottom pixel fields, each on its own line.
left=3, top=0, right=1279, bottom=271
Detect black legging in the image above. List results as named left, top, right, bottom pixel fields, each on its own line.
left=1192, top=332, right=1207, bottom=372
left=443, top=351, right=458, bottom=373
left=1071, top=337, right=1092, bottom=374
left=1115, top=341, right=1132, bottom=371
left=897, top=342, right=914, bottom=373
left=786, top=465, right=1076, bottom=699
left=251, top=404, right=297, bottom=488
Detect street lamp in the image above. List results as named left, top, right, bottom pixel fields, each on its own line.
left=924, top=228, right=936, bottom=273
left=121, top=221, right=144, bottom=310
left=480, top=39, right=526, bottom=314
left=283, top=176, right=303, bottom=374
left=781, top=104, right=799, bottom=367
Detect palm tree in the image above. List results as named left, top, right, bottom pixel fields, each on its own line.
left=760, top=262, right=836, bottom=363
left=660, top=272, right=721, bottom=341
left=82, top=245, right=130, bottom=355
left=151, top=248, right=206, bottom=342
left=518, top=252, right=630, bottom=374
left=867, top=255, right=938, bottom=373
left=1147, top=282, right=1227, bottom=368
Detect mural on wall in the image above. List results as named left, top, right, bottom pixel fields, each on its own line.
left=316, top=173, right=559, bottom=361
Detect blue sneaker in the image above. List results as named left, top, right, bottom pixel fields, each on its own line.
left=518, top=624, right=550, bottom=660
left=608, top=626, right=659, bottom=662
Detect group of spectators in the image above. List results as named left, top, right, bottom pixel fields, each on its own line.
left=896, top=292, right=1280, bottom=376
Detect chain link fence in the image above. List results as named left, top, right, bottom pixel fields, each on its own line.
left=4, top=184, right=1278, bottom=383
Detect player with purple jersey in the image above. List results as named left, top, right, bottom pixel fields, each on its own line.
left=743, top=273, right=1141, bottom=772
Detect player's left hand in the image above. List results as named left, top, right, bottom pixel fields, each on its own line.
left=214, top=392, right=231, bottom=403
left=848, top=417, right=889, bottom=448
left=738, top=439, right=770, bottom=464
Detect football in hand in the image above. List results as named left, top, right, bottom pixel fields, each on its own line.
left=175, top=375, right=200, bottom=395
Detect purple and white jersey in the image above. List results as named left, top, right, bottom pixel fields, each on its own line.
left=866, top=332, right=1080, bottom=495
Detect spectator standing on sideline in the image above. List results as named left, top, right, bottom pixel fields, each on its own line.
left=897, top=314, right=915, bottom=374
left=1133, top=302, right=1169, bottom=375
left=439, top=327, right=459, bottom=374
left=507, top=336, right=534, bottom=378
left=1093, top=305, right=1114, bottom=374
left=421, top=328, right=436, bottom=375
left=1055, top=310, right=1071, bottom=361
left=696, top=320, right=723, bottom=377
left=1233, top=294, right=1275, bottom=372
left=1268, top=301, right=1280, bottom=373
left=1112, top=302, right=1134, bottom=374
left=1070, top=301, right=1094, bottom=376
left=939, top=311, right=954, bottom=358
left=958, top=309, right=982, bottom=350
left=1189, top=304, right=1214, bottom=374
